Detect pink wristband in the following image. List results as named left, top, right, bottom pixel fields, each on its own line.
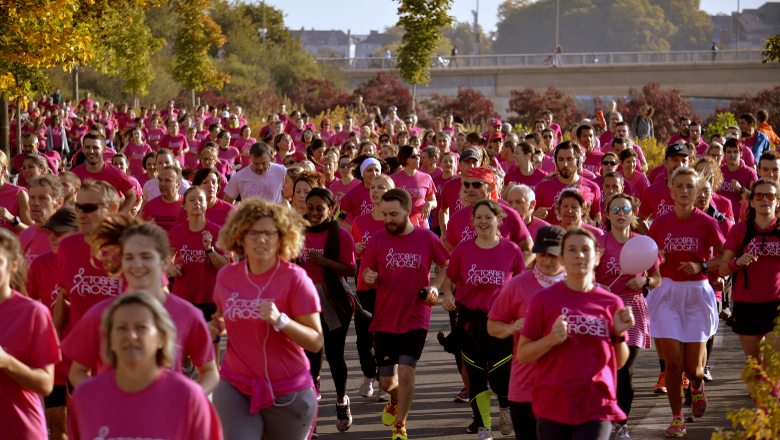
left=728, top=259, right=740, bottom=272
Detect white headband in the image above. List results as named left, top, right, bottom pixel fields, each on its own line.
left=360, top=158, right=381, bottom=176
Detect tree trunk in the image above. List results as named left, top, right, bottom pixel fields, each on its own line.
left=72, top=67, right=79, bottom=102
left=0, top=92, right=8, bottom=159
left=191, top=89, right=196, bottom=110
left=15, top=97, right=22, bottom=155
left=411, top=83, right=417, bottom=115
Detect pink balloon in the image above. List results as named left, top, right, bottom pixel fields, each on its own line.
left=619, top=236, right=659, bottom=275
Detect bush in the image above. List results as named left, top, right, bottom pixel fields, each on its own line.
left=637, top=137, right=665, bottom=171
left=506, top=86, right=585, bottom=130
left=420, top=86, right=500, bottom=128
left=613, top=82, right=697, bottom=144
left=353, top=71, right=416, bottom=120
left=706, top=113, right=739, bottom=137
left=288, top=77, right=351, bottom=117
left=706, top=87, right=780, bottom=133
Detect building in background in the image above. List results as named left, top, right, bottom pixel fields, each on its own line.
left=291, top=28, right=356, bottom=58
left=711, top=2, right=780, bottom=48
left=355, top=30, right=384, bottom=58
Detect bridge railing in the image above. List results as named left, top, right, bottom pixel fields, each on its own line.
left=315, top=49, right=767, bottom=71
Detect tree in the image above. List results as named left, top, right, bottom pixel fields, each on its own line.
left=395, top=0, right=455, bottom=113
left=288, top=78, right=352, bottom=117
left=605, top=0, right=674, bottom=52
left=506, top=86, right=586, bottom=129
left=613, top=82, right=697, bottom=143
left=421, top=86, right=499, bottom=125
left=172, top=0, right=229, bottom=106
left=705, top=87, right=780, bottom=133
left=763, top=34, right=780, bottom=64
left=443, top=22, right=492, bottom=56
left=650, top=0, right=713, bottom=50
left=353, top=71, right=415, bottom=119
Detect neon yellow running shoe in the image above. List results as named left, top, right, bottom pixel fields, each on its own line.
left=382, top=398, right=398, bottom=426
left=665, top=418, right=686, bottom=437
left=392, top=422, right=407, bottom=440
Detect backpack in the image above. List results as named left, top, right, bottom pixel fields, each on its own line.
left=735, top=220, right=780, bottom=289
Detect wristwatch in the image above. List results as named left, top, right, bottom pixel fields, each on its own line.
left=701, top=261, right=709, bottom=273
left=205, top=247, right=214, bottom=254
left=274, top=312, right=290, bottom=331
left=10, top=216, right=20, bottom=227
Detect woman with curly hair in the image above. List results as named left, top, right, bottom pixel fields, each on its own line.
left=211, top=199, right=323, bottom=440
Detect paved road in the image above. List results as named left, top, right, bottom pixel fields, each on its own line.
left=311, top=306, right=752, bottom=439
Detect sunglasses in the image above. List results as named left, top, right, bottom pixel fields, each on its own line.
left=753, top=193, right=778, bottom=201
left=409, top=154, right=420, bottom=159
left=344, top=146, right=356, bottom=151
left=543, top=135, right=553, bottom=139
left=339, top=163, right=351, bottom=168
left=602, top=161, right=618, bottom=167
left=75, top=202, right=106, bottom=213
left=44, top=229, right=70, bottom=238
left=463, top=181, right=486, bottom=190
left=610, top=205, right=633, bottom=215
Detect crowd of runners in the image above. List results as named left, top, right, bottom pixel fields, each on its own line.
left=2, top=91, right=780, bottom=440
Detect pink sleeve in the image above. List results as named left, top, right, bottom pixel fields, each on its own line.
left=61, top=311, right=101, bottom=370
left=445, top=221, right=458, bottom=247
left=488, top=283, right=521, bottom=322
left=362, top=237, right=379, bottom=272
left=520, top=294, right=546, bottom=341
left=116, top=168, right=134, bottom=194
left=639, top=189, right=653, bottom=218
left=183, top=314, right=216, bottom=367
left=29, top=304, right=61, bottom=368
left=432, top=234, right=451, bottom=266
left=723, top=222, right=743, bottom=253
left=288, top=272, right=321, bottom=317
left=188, top=388, right=224, bottom=440
left=707, top=218, right=726, bottom=248
left=445, top=245, right=462, bottom=283
left=338, top=228, right=357, bottom=269
left=512, top=247, right=525, bottom=275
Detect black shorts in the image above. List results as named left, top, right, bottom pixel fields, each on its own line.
left=732, top=300, right=780, bottom=336
left=44, top=384, right=67, bottom=408
left=193, top=302, right=220, bottom=342
left=374, top=329, right=427, bottom=369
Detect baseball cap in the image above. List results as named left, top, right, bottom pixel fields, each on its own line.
left=665, top=144, right=690, bottom=159
left=532, top=225, right=566, bottom=256
left=43, top=207, right=78, bottom=232
left=388, top=106, right=397, bottom=111
left=460, top=148, right=482, bottom=163
left=489, top=133, right=505, bottom=142
left=489, top=118, right=502, bottom=127
left=45, top=150, right=61, bottom=160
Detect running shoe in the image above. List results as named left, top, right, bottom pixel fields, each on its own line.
left=377, top=387, right=391, bottom=402
left=360, top=375, right=374, bottom=397
left=311, top=426, right=319, bottom=439
left=615, top=423, right=631, bottom=440
left=654, top=372, right=667, bottom=394
left=383, top=398, right=398, bottom=426
left=315, top=377, right=321, bottom=401
left=499, top=406, right=513, bottom=435
left=466, top=420, right=480, bottom=434
left=691, top=385, right=707, bottom=417
left=703, top=366, right=713, bottom=382
left=665, top=419, right=686, bottom=438
left=454, top=387, right=469, bottom=402
left=392, top=422, right=408, bottom=440
left=476, top=427, right=494, bottom=439
left=336, top=395, right=352, bottom=432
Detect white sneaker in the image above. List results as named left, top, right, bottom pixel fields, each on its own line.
left=615, top=423, right=631, bottom=440
left=376, top=387, right=391, bottom=401
left=476, top=427, right=494, bottom=439
left=359, top=375, right=374, bottom=397
left=499, top=406, right=513, bottom=435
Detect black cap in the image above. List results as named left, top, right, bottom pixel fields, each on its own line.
left=665, top=143, right=690, bottom=159
left=532, top=225, right=566, bottom=256
left=460, top=148, right=482, bottom=163
left=42, top=207, right=78, bottom=232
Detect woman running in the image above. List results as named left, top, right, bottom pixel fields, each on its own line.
left=292, top=171, right=325, bottom=217
left=595, top=193, right=661, bottom=440
left=443, top=199, right=525, bottom=439
left=211, top=199, right=322, bottom=440
left=556, top=189, right=603, bottom=236
left=515, top=228, right=634, bottom=440
left=68, top=291, right=222, bottom=439
left=392, top=146, right=437, bottom=228
left=338, top=155, right=388, bottom=228
left=431, top=151, right=457, bottom=237
left=646, top=167, right=725, bottom=437
left=175, top=167, right=233, bottom=226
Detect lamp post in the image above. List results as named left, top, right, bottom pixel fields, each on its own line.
left=472, top=0, right=479, bottom=56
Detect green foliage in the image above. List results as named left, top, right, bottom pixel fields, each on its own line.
left=395, top=0, right=455, bottom=87
left=172, top=0, right=229, bottom=92
left=443, top=22, right=492, bottom=56
left=605, top=0, right=673, bottom=52
left=707, top=113, right=738, bottom=137
left=653, top=0, right=713, bottom=50
left=763, top=34, right=780, bottom=64
left=636, top=137, right=664, bottom=171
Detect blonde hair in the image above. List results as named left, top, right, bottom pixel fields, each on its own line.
left=80, top=179, right=121, bottom=206
left=669, top=167, right=699, bottom=187
left=372, top=174, right=395, bottom=189
left=102, top=290, right=176, bottom=368
left=0, top=229, right=26, bottom=296
left=90, top=214, right=171, bottom=277
left=217, top=198, right=308, bottom=261
left=200, top=147, right=219, bottom=162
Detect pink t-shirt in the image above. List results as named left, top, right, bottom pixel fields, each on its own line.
left=320, top=129, right=336, bottom=145
left=440, top=177, right=466, bottom=220
left=0, top=291, right=61, bottom=440
left=333, top=129, right=358, bottom=147
left=488, top=270, right=543, bottom=402
left=58, top=234, right=126, bottom=332
left=339, top=184, right=373, bottom=225
left=505, top=167, right=547, bottom=190
left=363, top=227, right=451, bottom=334
left=0, top=183, right=23, bottom=235
left=71, top=162, right=134, bottom=197
left=351, top=213, right=385, bottom=291
left=525, top=217, right=550, bottom=241
left=235, top=136, right=257, bottom=168
left=647, top=208, right=725, bottom=282
left=330, top=179, right=361, bottom=214
left=141, top=195, right=182, bottom=232
left=534, top=176, right=602, bottom=225
left=719, top=163, right=758, bottom=216
left=169, top=221, right=229, bottom=304
left=596, top=232, right=660, bottom=296
left=521, top=282, right=626, bottom=425
left=218, top=146, right=241, bottom=169
left=541, top=154, right=557, bottom=174
left=18, top=226, right=50, bottom=267
left=124, top=142, right=153, bottom=177
left=175, top=199, right=237, bottom=227
left=623, top=171, right=651, bottom=200
left=712, top=193, right=734, bottom=221
left=160, top=133, right=189, bottom=163
left=214, top=260, right=321, bottom=384
left=68, top=369, right=222, bottom=440
left=647, top=165, right=666, bottom=184
left=183, top=138, right=201, bottom=170
left=391, top=171, right=436, bottom=228
left=583, top=150, right=605, bottom=175
left=446, top=238, right=524, bottom=312
left=223, top=163, right=286, bottom=204
left=724, top=219, right=780, bottom=303
left=639, top=180, right=676, bottom=220
left=431, top=174, right=455, bottom=228
left=50, top=126, right=65, bottom=148
left=420, top=167, right=443, bottom=180
left=299, top=227, right=356, bottom=284
left=27, top=251, right=59, bottom=310
left=147, top=128, right=166, bottom=150
left=445, top=205, right=530, bottom=248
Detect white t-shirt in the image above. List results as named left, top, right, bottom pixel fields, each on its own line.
left=224, top=162, right=285, bottom=203
left=142, top=177, right=191, bottom=201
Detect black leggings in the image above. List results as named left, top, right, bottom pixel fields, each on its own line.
left=306, top=312, right=352, bottom=398
left=536, top=418, right=612, bottom=440
left=354, top=289, right=377, bottom=379
left=510, top=401, right=536, bottom=440
left=616, top=346, right=641, bottom=423
left=461, top=330, right=513, bottom=429
left=449, top=306, right=463, bottom=373
left=706, top=335, right=714, bottom=364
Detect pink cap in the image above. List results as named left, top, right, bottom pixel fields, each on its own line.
left=45, top=150, right=61, bottom=160
left=489, top=118, right=502, bottom=127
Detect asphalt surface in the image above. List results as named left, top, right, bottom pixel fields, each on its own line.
left=310, top=305, right=753, bottom=439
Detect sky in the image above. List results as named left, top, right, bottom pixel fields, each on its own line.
left=265, top=0, right=770, bottom=36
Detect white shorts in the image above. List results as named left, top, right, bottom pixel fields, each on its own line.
left=646, top=278, right=718, bottom=343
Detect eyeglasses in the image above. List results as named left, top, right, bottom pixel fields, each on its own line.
left=463, top=181, right=486, bottom=190
left=339, top=163, right=351, bottom=168
left=344, top=146, right=356, bottom=151
left=543, top=135, right=553, bottom=139
left=246, top=229, right=279, bottom=241
left=409, top=154, right=420, bottom=159
left=753, top=193, right=778, bottom=201
left=610, top=205, right=633, bottom=215
left=75, top=203, right=106, bottom=213
left=602, top=161, right=618, bottom=167
left=44, top=229, right=70, bottom=238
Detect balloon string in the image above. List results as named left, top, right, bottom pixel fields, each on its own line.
left=608, top=274, right=623, bottom=290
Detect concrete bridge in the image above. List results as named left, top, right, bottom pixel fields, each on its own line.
left=319, top=49, right=779, bottom=117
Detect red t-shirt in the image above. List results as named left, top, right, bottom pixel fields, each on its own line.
left=521, top=282, right=626, bottom=425
left=70, top=162, right=134, bottom=197
left=141, top=195, right=182, bottom=232
left=647, top=208, right=725, bottom=282
left=446, top=238, right=524, bottom=312
left=391, top=171, right=436, bottom=228
left=169, top=221, right=229, bottom=304
left=363, top=227, right=451, bottom=334
left=724, top=218, right=780, bottom=302
left=339, top=184, right=372, bottom=225
left=534, top=176, right=602, bottom=225
left=0, top=291, right=61, bottom=440
left=445, top=205, right=530, bottom=248
left=299, top=227, right=356, bottom=284
left=68, top=369, right=222, bottom=440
